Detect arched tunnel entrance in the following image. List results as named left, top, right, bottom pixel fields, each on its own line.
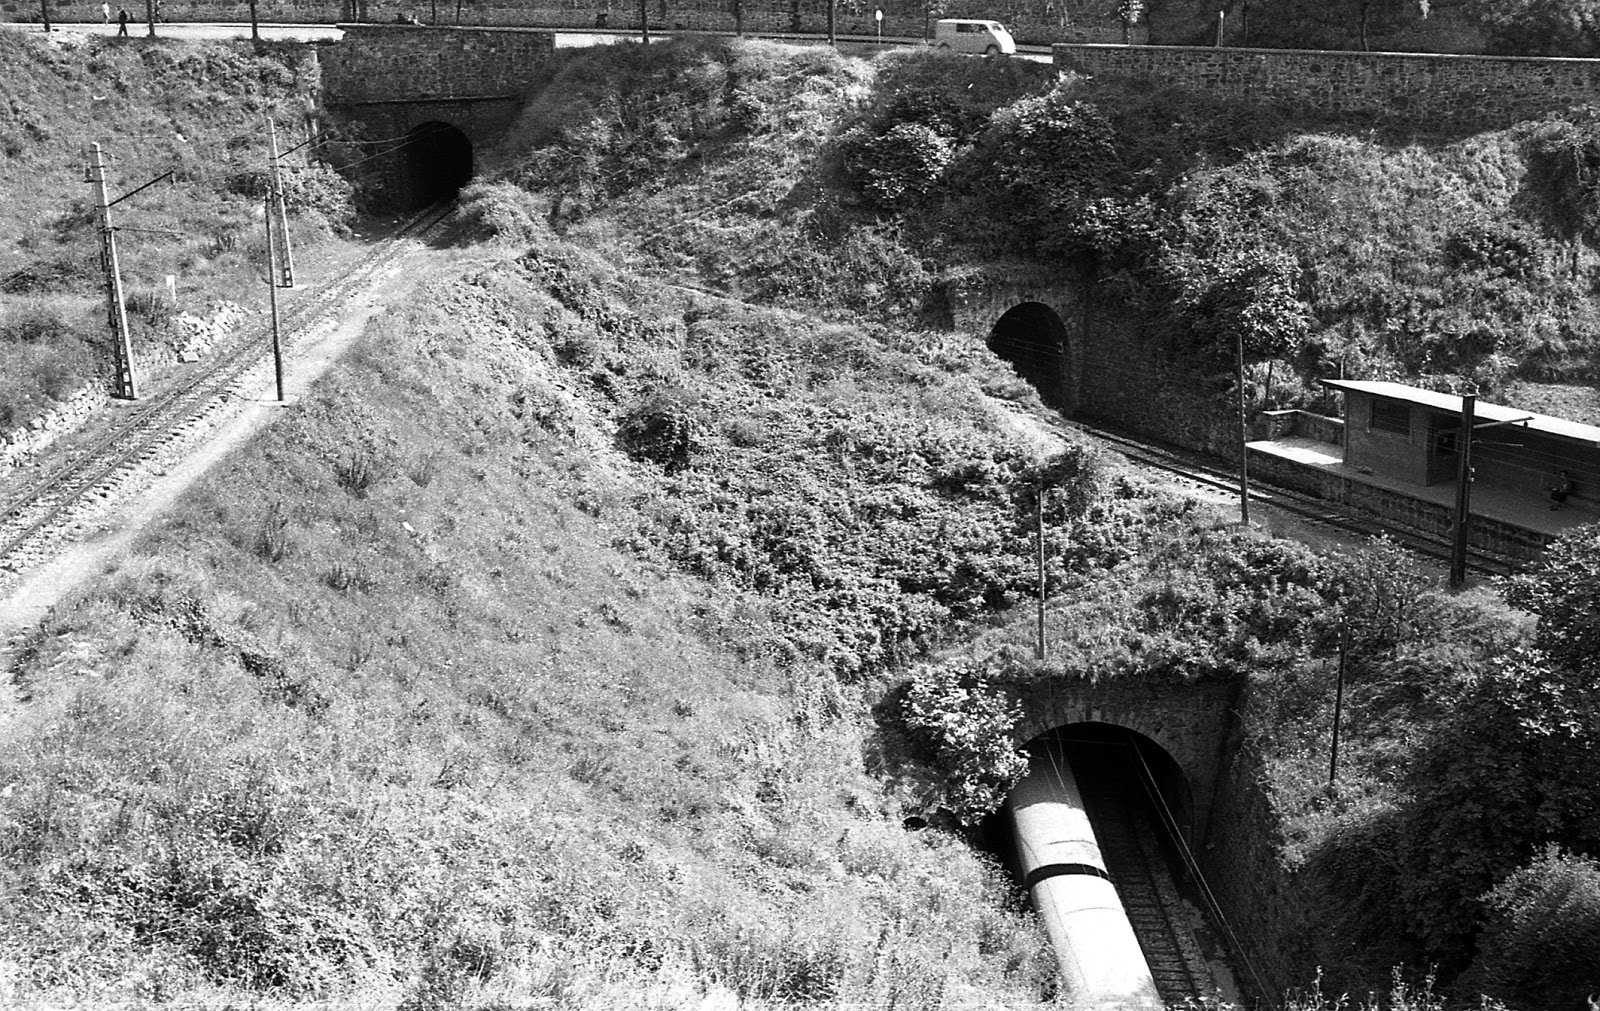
left=977, top=723, right=1193, bottom=870
left=989, top=302, right=1072, bottom=413
left=401, top=121, right=474, bottom=208
left=974, top=723, right=1234, bottom=1006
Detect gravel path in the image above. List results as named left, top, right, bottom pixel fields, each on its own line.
left=0, top=238, right=483, bottom=727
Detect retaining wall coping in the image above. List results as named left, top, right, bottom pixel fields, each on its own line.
left=1054, top=41, right=1600, bottom=67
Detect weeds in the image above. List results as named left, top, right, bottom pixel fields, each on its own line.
left=252, top=498, right=293, bottom=563
left=333, top=446, right=387, bottom=498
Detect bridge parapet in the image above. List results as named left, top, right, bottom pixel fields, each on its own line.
left=321, top=24, right=555, bottom=105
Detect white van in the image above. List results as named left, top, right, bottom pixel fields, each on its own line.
left=933, top=19, right=1016, bottom=56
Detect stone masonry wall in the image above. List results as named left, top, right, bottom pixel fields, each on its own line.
left=320, top=24, right=555, bottom=104
left=1005, top=675, right=1240, bottom=842
left=1053, top=43, right=1600, bottom=132
left=39, top=0, right=1128, bottom=43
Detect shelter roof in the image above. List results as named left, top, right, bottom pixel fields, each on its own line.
left=1321, top=379, right=1600, bottom=446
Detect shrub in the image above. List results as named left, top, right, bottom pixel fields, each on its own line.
left=1476, top=846, right=1600, bottom=1011
left=841, top=122, right=954, bottom=213
left=616, top=384, right=706, bottom=473
left=900, top=654, right=1029, bottom=825
left=0, top=300, right=73, bottom=345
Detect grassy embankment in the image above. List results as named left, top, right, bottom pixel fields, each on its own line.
left=4, top=32, right=1600, bottom=1009
left=0, top=29, right=352, bottom=430
left=468, top=38, right=1600, bottom=1005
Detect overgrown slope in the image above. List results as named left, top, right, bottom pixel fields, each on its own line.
left=0, top=30, right=352, bottom=428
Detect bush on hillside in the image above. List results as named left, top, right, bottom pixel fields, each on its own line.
left=617, top=383, right=707, bottom=473
left=900, top=653, right=1029, bottom=825
left=1474, top=846, right=1600, bottom=1010
left=839, top=123, right=953, bottom=213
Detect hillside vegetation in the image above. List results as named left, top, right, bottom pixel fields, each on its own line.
left=4, top=32, right=1600, bottom=1011
left=0, top=30, right=352, bottom=430
left=468, top=38, right=1600, bottom=1004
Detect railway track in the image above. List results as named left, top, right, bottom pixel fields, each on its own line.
left=0, top=203, right=456, bottom=580
left=1073, top=745, right=1216, bottom=1006
left=1049, top=414, right=1522, bottom=579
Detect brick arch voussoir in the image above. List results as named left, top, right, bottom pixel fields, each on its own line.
left=1012, top=697, right=1195, bottom=787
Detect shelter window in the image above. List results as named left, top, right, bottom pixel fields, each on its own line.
left=1369, top=399, right=1411, bottom=437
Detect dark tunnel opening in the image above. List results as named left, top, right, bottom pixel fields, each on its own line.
left=401, top=121, right=474, bottom=208
left=988, top=302, right=1070, bottom=412
left=972, top=723, right=1195, bottom=893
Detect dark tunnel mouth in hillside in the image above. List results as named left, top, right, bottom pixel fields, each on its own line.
left=974, top=722, right=1195, bottom=887
left=402, top=121, right=474, bottom=208
left=989, top=302, right=1069, bottom=410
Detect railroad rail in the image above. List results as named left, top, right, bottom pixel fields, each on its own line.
left=1049, top=414, right=1522, bottom=579
left=1073, top=744, right=1216, bottom=1006
left=0, top=203, right=456, bottom=578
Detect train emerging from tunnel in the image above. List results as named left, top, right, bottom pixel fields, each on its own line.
left=1008, top=743, right=1166, bottom=1010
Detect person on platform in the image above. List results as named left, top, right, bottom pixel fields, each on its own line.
left=101, top=2, right=110, bottom=22
left=116, top=8, right=128, bottom=34
left=1549, top=469, right=1574, bottom=510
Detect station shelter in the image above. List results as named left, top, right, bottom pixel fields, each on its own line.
left=1323, top=380, right=1600, bottom=511
left=1246, top=380, right=1600, bottom=558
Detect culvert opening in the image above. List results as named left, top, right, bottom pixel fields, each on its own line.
left=401, top=121, right=473, bottom=208
left=988, top=302, right=1071, bottom=412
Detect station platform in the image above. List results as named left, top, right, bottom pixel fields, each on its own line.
left=1248, top=435, right=1598, bottom=547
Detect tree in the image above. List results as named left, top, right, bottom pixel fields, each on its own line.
left=1396, top=528, right=1600, bottom=966
left=1116, top=0, right=1144, bottom=43
left=1475, top=846, right=1600, bottom=1011
left=1502, top=521, right=1600, bottom=671
left=1466, top=0, right=1600, bottom=55
left=1174, top=247, right=1311, bottom=380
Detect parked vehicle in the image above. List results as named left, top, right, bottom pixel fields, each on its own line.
left=933, top=18, right=1016, bottom=55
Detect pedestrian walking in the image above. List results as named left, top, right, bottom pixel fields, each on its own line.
left=116, top=7, right=128, bottom=34
left=101, top=2, right=110, bottom=22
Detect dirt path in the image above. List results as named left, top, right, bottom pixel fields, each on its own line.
left=0, top=239, right=484, bottom=726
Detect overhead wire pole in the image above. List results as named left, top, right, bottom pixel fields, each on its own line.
left=638, top=0, right=648, bottom=43
left=827, top=0, right=835, bottom=46
left=145, top=0, right=155, bottom=36
left=1235, top=329, right=1251, bottom=525
left=88, top=144, right=138, bottom=401
left=1448, top=401, right=1532, bottom=589
left=267, top=118, right=295, bottom=288
left=1449, top=393, right=1476, bottom=588
left=263, top=196, right=286, bottom=403
left=1036, top=485, right=1046, bottom=660
left=1329, top=618, right=1348, bottom=788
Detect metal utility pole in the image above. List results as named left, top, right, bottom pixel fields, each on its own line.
left=1449, top=393, right=1476, bottom=588
left=263, top=196, right=285, bottom=402
left=40, top=0, right=50, bottom=32
left=1235, top=329, right=1251, bottom=525
left=827, top=0, right=835, bottom=46
left=267, top=118, right=295, bottom=287
left=638, top=0, right=648, bottom=43
left=88, top=144, right=138, bottom=400
left=1329, top=620, right=1348, bottom=787
left=1035, top=485, right=1046, bottom=660
left=249, top=0, right=259, bottom=39
left=145, top=0, right=155, bottom=36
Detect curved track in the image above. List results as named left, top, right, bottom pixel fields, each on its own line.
left=1046, top=414, right=1521, bottom=579
left=0, top=204, right=456, bottom=576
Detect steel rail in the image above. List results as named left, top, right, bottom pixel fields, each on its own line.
left=0, top=204, right=456, bottom=570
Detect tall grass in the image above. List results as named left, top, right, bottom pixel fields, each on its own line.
left=0, top=242, right=1060, bottom=1004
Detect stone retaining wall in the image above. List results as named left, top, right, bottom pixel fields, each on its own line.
left=1053, top=43, right=1600, bottom=131
left=1, top=383, right=110, bottom=471
left=320, top=24, right=555, bottom=103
